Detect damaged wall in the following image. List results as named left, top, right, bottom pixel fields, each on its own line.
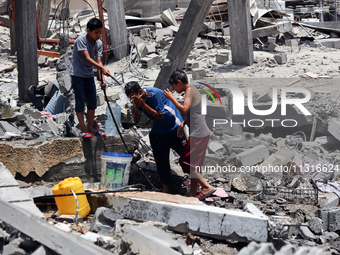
left=0, top=138, right=83, bottom=177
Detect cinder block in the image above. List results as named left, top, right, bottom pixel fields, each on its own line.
left=140, top=53, right=161, bottom=68
left=191, top=68, right=206, bottom=80
left=328, top=209, right=340, bottom=231
left=285, top=39, right=300, bottom=47
left=274, top=53, right=287, bottom=64
left=216, top=53, right=229, bottom=64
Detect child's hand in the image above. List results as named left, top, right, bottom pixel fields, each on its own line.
left=130, top=95, right=144, bottom=107
left=100, top=80, right=107, bottom=90
left=102, top=67, right=111, bottom=77
left=164, top=89, right=173, bottom=100
left=177, top=124, right=184, bottom=138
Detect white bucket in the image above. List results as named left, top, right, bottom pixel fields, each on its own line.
left=100, top=152, right=132, bottom=189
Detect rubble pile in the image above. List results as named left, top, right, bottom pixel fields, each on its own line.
left=1, top=1, right=340, bottom=255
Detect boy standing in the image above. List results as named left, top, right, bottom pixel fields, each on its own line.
left=124, top=81, right=186, bottom=193
left=164, top=70, right=215, bottom=200
left=70, top=18, right=111, bottom=138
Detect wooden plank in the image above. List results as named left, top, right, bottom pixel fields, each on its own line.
left=0, top=199, right=112, bottom=255
left=106, top=0, right=129, bottom=60
left=228, top=0, right=254, bottom=65
left=154, top=0, right=214, bottom=90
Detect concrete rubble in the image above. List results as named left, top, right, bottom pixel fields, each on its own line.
left=0, top=0, right=340, bottom=254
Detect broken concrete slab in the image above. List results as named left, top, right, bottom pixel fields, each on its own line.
left=318, top=192, right=339, bottom=208
left=120, top=224, right=192, bottom=255
left=308, top=217, right=324, bottom=235
left=0, top=138, right=83, bottom=177
left=236, top=145, right=269, bottom=166
left=328, top=118, right=340, bottom=142
left=0, top=199, right=112, bottom=255
left=0, top=162, right=44, bottom=218
left=317, top=207, right=340, bottom=232
left=105, top=191, right=268, bottom=242
left=90, top=207, right=123, bottom=236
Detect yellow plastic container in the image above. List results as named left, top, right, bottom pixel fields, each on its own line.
left=52, top=177, right=90, bottom=218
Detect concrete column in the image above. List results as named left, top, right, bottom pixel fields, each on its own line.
left=15, top=0, right=38, bottom=105
left=9, top=0, right=15, bottom=55
left=228, top=0, right=254, bottom=66
left=154, top=0, right=214, bottom=90
left=106, top=0, right=129, bottom=60
left=37, top=0, right=51, bottom=38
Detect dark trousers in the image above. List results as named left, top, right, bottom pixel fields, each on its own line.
left=149, top=130, right=186, bottom=185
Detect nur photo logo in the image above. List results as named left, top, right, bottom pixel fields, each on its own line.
left=198, top=83, right=312, bottom=128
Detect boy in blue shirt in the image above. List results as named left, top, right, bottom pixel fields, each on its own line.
left=124, top=81, right=186, bottom=193
left=70, top=18, right=111, bottom=138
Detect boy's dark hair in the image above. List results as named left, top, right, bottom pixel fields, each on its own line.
left=125, top=81, right=141, bottom=96
left=87, top=18, right=103, bottom=31
left=169, top=70, right=188, bottom=85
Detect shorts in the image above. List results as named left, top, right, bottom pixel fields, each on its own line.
left=179, top=135, right=210, bottom=174
left=71, top=75, right=97, bottom=112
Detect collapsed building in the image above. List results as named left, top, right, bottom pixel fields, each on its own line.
left=0, top=0, right=340, bottom=254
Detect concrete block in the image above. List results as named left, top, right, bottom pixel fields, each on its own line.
left=90, top=207, right=123, bottom=235
left=107, top=192, right=268, bottom=242
left=285, top=39, right=299, bottom=47
left=191, top=68, right=206, bottom=80
left=328, top=118, right=340, bottom=142
left=267, top=37, right=276, bottom=44
left=317, top=207, right=340, bottom=231
left=145, top=43, right=156, bottom=54
left=263, top=42, right=276, bottom=52
left=155, top=22, right=163, bottom=29
left=59, top=73, right=72, bottom=94
left=0, top=121, right=21, bottom=135
left=308, top=217, right=324, bottom=235
left=274, top=53, right=287, bottom=64
left=3, top=242, right=26, bottom=255
left=140, top=28, right=151, bottom=38
left=318, top=192, right=339, bottom=208
left=137, top=43, right=148, bottom=58
left=298, top=226, right=316, bottom=240
left=216, top=53, right=229, bottom=64
left=236, top=145, right=270, bottom=166
left=156, top=27, right=173, bottom=37
left=96, top=91, right=105, bottom=106
left=121, top=225, right=192, bottom=255
left=48, top=58, right=58, bottom=68
left=328, top=209, right=340, bottom=231
left=232, top=174, right=262, bottom=192
left=320, top=231, right=339, bottom=244
left=38, top=55, right=48, bottom=67
left=140, top=53, right=161, bottom=68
